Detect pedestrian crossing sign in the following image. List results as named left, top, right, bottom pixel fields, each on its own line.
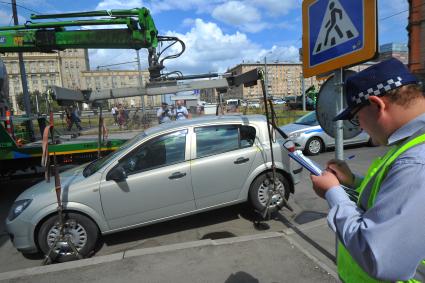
left=302, top=0, right=377, bottom=78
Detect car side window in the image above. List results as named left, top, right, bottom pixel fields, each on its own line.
left=240, top=125, right=256, bottom=148
left=122, top=130, right=187, bottom=174
left=195, top=125, right=256, bottom=158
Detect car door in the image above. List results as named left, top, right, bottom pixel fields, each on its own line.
left=100, top=129, right=195, bottom=230
left=190, top=124, right=257, bottom=209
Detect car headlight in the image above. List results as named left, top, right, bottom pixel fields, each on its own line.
left=8, top=199, right=32, bottom=221
left=289, top=132, right=301, bottom=139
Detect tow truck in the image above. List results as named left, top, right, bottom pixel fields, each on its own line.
left=0, top=6, right=264, bottom=177
left=0, top=7, right=176, bottom=176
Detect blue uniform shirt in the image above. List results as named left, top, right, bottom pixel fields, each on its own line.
left=325, top=112, right=425, bottom=280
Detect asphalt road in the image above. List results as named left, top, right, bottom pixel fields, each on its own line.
left=0, top=144, right=387, bottom=274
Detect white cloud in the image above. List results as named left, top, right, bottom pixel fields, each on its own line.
left=261, top=45, right=300, bottom=62
left=212, top=1, right=261, bottom=26
left=88, top=18, right=299, bottom=76
left=212, top=1, right=271, bottom=33
left=95, top=0, right=145, bottom=10
left=95, top=0, right=217, bottom=15
left=158, top=18, right=298, bottom=74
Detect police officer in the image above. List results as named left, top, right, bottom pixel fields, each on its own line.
left=311, top=58, right=425, bottom=281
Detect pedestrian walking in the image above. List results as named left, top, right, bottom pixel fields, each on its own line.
left=310, top=58, right=425, bottom=281
left=67, top=106, right=82, bottom=131
left=111, top=105, right=118, bottom=125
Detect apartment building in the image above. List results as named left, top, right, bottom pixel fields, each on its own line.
left=408, top=0, right=425, bottom=84
left=377, top=43, right=409, bottom=64
left=1, top=49, right=154, bottom=112
left=226, top=62, right=320, bottom=101
left=1, top=49, right=89, bottom=112
left=58, top=49, right=90, bottom=89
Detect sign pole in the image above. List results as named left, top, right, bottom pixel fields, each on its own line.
left=334, top=68, right=344, bottom=160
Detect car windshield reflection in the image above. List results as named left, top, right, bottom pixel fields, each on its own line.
left=294, top=112, right=319, bottom=126
left=83, top=132, right=147, bottom=177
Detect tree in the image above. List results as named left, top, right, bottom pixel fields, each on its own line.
left=16, top=91, right=62, bottom=114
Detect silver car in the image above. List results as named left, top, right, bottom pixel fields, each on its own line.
left=6, top=115, right=302, bottom=261
left=280, top=111, right=371, bottom=155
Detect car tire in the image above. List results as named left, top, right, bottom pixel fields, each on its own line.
left=249, top=172, right=290, bottom=214
left=304, top=137, right=323, bottom=156
left=37, top=212, right=99, bottom=262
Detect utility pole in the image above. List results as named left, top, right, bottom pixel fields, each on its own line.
left=12, top=0, right=34, bottom=140
left=264, top=57, right=270, bottom=98
left=136, top=50, right=145, bottom=113
left=301, top=72, right=306, bottom=111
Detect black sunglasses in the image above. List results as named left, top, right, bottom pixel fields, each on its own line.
left=348, top=106, right=363, bottom=126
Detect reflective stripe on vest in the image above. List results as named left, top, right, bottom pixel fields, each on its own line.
left=338, top=133, right=425, bottom=283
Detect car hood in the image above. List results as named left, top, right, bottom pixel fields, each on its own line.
left=280, top=123, right=312, bottom=134
left=16, top=164, right=87, bottom=202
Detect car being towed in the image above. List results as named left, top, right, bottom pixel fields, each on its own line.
left=280, top=111, right=371, bottom=155
left=6, top=115, right=302, bottom=261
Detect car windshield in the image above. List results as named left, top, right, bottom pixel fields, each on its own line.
left=83, top=132, right=147, bottom=177
left=294, top=111, right=319, bottom=126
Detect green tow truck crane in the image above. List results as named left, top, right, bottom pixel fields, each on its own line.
left=0, top=7, right=184, bottom=177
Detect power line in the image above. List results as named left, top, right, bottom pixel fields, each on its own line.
left=0, top=0, right=41, bottom=15
left=380, top=9, right=408, bottom=21
left=379, top=1, right=425, bottom=21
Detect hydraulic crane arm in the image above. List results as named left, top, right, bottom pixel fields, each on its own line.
left=0, top=8, right=187, bottom=80
left=0, top=8, right=158, bottom=52
left=49, top=69, right=261, bottom=103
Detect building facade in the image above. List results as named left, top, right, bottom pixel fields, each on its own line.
left=378, top=43, right=409, bottom=64
left=1, top=49, right=156, bottom=113
left=226, top=62, right=321, bottom=101
left=408, top=0, right=425, bottom=84
left=58, top=49, right=90, bottom=89
left=2, top=52, right=63, bottom=113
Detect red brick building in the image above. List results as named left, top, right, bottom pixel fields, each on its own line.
left=408, top=0, right=425, bottom=84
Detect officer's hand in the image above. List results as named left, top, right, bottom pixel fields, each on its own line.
left=310, top=171, right=340, bottom=199
left=326, top=159, right=354, bottom=187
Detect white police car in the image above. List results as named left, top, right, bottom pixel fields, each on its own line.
left=280, top=111, right=371, bottom=155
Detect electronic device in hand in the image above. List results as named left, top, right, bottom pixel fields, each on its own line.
left=288, top=150, right=323, bottom=176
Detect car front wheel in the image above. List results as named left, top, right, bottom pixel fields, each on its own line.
left=37, top=212, right=99, bottom=262
left=304, top=137, right=323, bottom=155
left=249, top=172, right=291, bottom=214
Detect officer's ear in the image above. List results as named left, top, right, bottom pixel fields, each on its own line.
left=368, top=96, right=387, bottom=112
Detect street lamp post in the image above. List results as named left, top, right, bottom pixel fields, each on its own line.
left=300, top=71, right=306, bottom=111
left=136, top=50, right=145, bottom=113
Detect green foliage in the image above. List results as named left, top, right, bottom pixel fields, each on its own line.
left=16, top=91, right=62, bottom=114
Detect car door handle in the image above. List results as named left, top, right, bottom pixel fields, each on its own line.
left=234, top=157, right=250, bottom=164
left=168, top=172, right=187, bottom=179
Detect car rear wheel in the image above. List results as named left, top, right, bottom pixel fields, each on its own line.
left=37, top=212, right=99, bottom=262
left=249, top=172, right=290, bottom=214
left=304, top=137, right=323, bottom=155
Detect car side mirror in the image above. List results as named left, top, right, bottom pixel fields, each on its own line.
left=106, top=165, right=127, bottom=182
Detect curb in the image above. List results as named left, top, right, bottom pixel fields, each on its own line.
left=0, top=231, right=338, bottom=281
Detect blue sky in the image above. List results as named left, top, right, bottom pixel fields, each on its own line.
left=0, top=0, right=410, bottom=75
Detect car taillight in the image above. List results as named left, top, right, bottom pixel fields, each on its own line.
left=283, top=140, right=295, bottom=152
left=286, top=145, right=295, bottom=152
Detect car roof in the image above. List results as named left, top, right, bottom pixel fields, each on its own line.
left=144, top=114, right=267, bottom=136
